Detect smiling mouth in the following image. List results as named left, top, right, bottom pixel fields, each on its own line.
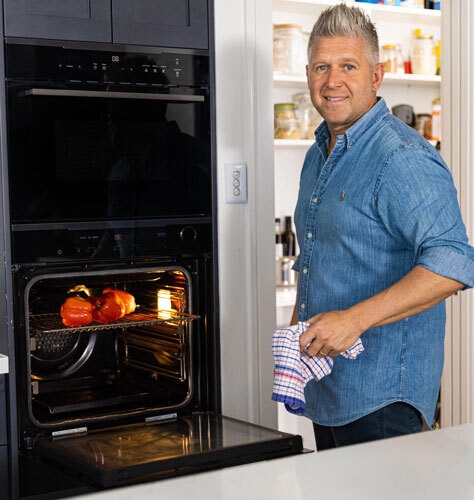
left=325, top=96, right=347, bottom=102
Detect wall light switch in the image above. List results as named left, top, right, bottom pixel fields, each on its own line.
left=224, top=163, right=247, bottom=204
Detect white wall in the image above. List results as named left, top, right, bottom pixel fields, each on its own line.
left=214, top=0, right=277, bottom=427
left=440, top=0, right=474, bottom=428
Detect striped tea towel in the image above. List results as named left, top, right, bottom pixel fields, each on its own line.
left=271, top=321, right=364, bottom=415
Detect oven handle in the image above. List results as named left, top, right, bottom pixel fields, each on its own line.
left=18, top=88, right=205, bottom=102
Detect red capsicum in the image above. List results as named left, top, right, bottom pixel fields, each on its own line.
left=60, top=296, right=95, bottom=327
left=102, top=288, right=136, bottom=315
left=92, top=291, right=125, bottom=324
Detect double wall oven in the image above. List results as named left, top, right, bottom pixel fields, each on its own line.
left=1, top=39, right=302, bottom=497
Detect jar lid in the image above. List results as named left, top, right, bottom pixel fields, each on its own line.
left=413, top=29, right=433, bottom=39
left=273, top=23, right=302, bottom=31
left=274, top=103, right=296, bottom=110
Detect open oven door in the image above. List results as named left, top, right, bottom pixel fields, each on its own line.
left=15, top=262, right=303, bottom=491
left=34, top=412, right=303, bottom=488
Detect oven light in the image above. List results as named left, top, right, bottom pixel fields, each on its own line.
left=157, top=289, right=173, bottom=319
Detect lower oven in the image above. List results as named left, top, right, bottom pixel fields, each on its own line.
left=13, top=255, right=302, bottom=492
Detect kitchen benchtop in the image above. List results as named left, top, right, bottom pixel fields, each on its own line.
left=71, top=421, right=474, bottom=500
left=0, top=354, right=8, bottom=375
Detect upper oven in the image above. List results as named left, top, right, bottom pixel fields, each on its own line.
left=3, top=40, right=212, bottom=228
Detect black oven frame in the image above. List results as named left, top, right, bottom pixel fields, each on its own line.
left=12, top=256, right=219, bottom=443
left=0, top=37, right=222, bottom=498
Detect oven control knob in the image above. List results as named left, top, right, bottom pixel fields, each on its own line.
left=179, top=225, right=197, bottom=244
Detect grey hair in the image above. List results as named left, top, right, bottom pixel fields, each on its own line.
left=307, top=3, right=380, bottom=68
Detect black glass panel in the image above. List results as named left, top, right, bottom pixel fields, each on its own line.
left=7, top=85, right=211, bottom=223
left=35, top=413, right=303, bottom=487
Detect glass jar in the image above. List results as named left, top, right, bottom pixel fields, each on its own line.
left=381, top=44, right=398, bottom=73
left=410, top=31, right=437, bottom=75
left=273, top=24, right=305, bottom=75
left=292, top=92, right=322, bottom=139
left=274, top=103, right=300, bottom=139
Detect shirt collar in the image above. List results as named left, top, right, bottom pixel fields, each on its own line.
left=315, top=97, right=390, bottom=151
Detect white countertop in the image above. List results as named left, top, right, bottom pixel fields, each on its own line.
left=71, top=422, right=474, bottom=500
left=0, top=354, right=8, bottom=375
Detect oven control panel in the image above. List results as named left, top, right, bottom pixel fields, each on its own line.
left=11, top=223, right=213, bottom=263
left=5, top=42, right=209, bottom=88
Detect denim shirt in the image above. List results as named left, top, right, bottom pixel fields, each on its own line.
left=294, top=97, right=474, bottom=427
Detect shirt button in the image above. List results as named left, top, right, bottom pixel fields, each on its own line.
left=307, top=232, right=312, bottom=239
left=300, top=303, right=306, bottom=310
left=303, top=268, right=308, bottom=274
left=312, top=197, right=318, bottom=204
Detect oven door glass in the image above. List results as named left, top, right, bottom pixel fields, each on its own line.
left=35, top=413, right=303, bottom=487
left=6, top=82, right=212, bottom=224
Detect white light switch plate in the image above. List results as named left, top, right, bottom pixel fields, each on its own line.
left=224, top=163, right=247, bottom=204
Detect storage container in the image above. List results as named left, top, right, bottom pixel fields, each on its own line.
left=411, top=30, right=437, bottom=75
left=274, top=103, right=300, bottom=139
left=273, top=24, right=305, bottom=75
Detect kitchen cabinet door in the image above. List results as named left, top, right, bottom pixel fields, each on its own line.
left=2, top=0, right=112, bottom=42
left=0, top=447, right=8, bottom=498
left=112, top=0, right=209, bottom=49
left=0, top=375, right=9, bottom=498
left=0, top=375, right=6, bottom=446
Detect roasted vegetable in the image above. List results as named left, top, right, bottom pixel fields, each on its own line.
left=92, top=291, right=125, bottom=324
left=60, top=296, right=95, bottom=327
left=60, top=288, right=136, bottom=326
left=102, top=288, right=136, bottom=315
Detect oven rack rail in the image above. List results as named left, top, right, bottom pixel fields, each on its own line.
left=28, top=311, right=200, bottom=335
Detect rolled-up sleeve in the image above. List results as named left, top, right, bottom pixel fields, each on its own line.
left=376, top=145, right=474, bottom=288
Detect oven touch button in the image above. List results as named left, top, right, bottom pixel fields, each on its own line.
left=179, top=226, right=197, bottom=244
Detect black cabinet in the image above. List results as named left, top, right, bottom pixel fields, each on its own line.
left=0, top=375, right=9, bottom=497
left=3, top=0, right=112, bottom=43
left=1, top=375, right=7, bottom=446
left=2, top=0, right=209, bottom=48
left=113, top=0, right=208, bottom=49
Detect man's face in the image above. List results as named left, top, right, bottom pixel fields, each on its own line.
left=306, top=36, right=384, bottom=137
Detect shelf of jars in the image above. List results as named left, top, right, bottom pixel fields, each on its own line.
left=274, top=72, right=441, bottom=87
left=272, top=0, right=441, bottom=23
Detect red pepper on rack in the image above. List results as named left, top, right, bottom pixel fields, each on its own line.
left=102, top=288, right=136, bottom=315
left=92, top=291, right=125, bottom=324
left=60, top=296, right=95, bottom=327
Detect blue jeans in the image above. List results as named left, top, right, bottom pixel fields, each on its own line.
left=312, top=402, right=423, bottom=451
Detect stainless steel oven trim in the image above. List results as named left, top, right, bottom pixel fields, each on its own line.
left=19, top=88, right=205, bottom=102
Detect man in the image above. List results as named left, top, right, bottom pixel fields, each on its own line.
left=292, top=4, right=474, bottom=450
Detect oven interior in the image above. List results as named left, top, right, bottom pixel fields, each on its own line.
left=18, top=264, right=205, bottom=435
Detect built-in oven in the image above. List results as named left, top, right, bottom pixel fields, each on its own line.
left=2, top=39, right=303, bottom=498
left=5, top=40, right=212, bottom=229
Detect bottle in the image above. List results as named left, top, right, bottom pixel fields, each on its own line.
left=435, top=39, right=441, bottom=75
left=410, top=29, right=437, bottom=75
left=431, top=97, right=441, bottom=149
left=275, top=218, right=283, bottom=259
left=282, top=216, right=296, bottom=256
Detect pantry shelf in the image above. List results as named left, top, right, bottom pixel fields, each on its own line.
left=273, top=72, right=441, bottom=88
left=272, top=0, right=440, bottom=24
left=274, top=139, right=314, bottom=148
